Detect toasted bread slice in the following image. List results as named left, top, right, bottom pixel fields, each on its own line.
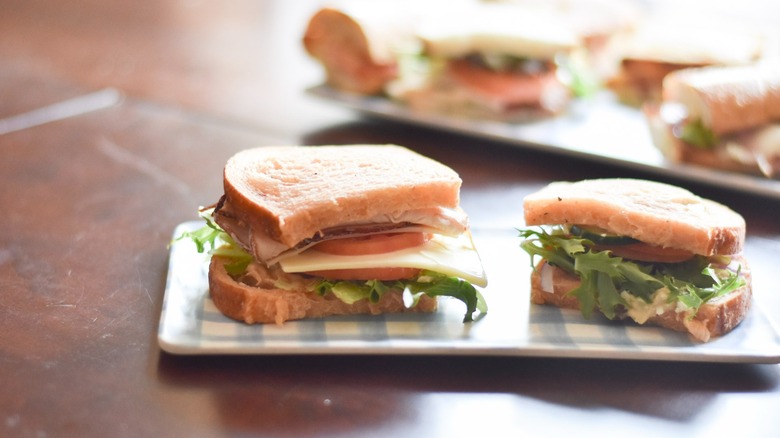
left=209, top=256, right=437, bottom=325
left=221, top=145, right=462, bottom=249
left=523, top=178, right=745, bottom=256
left=530, top=259, right=752, bottom=342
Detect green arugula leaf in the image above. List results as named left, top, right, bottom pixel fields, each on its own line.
left=570, top=272, right=598, bottom=319
left=519, top=228, right=580, bottom=274
left=518, top=226, right=744, bottom=321
left=596, top=271, right=625, bottom=319
left=615, top=262, right=663, bottom=300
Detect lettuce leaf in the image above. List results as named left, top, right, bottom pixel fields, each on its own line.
left=519, top=227, right=744, bottom=320
left=317, top=271, right=487, bottom=323
left=174, top=208, right=253, bottom=275
left=679, top=119, right=718, bottom=149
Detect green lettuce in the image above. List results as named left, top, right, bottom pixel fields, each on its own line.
left=679, top=119, right=718, bottom=149
left=316, top=271, right=487, bottom=323
left=519, top=227, right=744, bottom=320
left=177, top=210, right=487, bottom=322
left=174, top=209, right=252, bottom=275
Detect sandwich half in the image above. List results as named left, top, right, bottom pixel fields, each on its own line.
left=519, top=178, right=751, bottom=342
left=646, top=64, right=780, bottom=178
left=182, top=145, right=488, bottom=325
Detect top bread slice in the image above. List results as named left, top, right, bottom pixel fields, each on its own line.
left=663, top=64, right=780, bottom=135
left=221, top=145, right=462, bottom=248
left=523, top=178, right=745, bottom=256
left=418, top=3, right=577, bottom=60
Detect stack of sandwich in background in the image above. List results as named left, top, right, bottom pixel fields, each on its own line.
left=303, top=0, right=777, bottom=113
left=303, top=0, right=780, bottom=179
left=303, top=0, right=642, bottom=120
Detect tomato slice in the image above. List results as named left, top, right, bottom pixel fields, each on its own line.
left=446, top=59, right=553, bottom=106
left=306, top=232, right=431, bottom=280
left=595, top=243, right=695, bottom=263
left=313, top=232, right=431, bottom=256
left=307, top=267, right=421, bottom=281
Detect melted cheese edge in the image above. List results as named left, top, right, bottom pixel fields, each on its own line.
left=278, top=232, right=488, bottom=287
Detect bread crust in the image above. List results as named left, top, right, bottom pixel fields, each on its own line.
left=523, top=178, right=745, bottom=256
left=530, top=260, right=752, bottom=342
left=209, top=256, right=437, bottom=325
left=220, top=145, right=462, bottom=248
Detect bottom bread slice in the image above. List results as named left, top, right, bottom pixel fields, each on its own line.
left=530, top=260, right=752, bottom=342
left=208, top=256, right=437, bottom=325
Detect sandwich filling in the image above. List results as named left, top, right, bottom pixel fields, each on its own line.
left=388, top=5, right=594, bottom=115
left=212, top=193, right=470, bottom=265
left=519, top=225, right=745, bottom=322
left=181, top=208, right=488, bottom=322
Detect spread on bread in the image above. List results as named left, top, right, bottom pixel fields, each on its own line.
left=179, top=145, right=488, bottom=325
left=519, top=178, right=751, bottom=342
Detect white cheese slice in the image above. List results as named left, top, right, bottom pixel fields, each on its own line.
left=278, top=232, right=488, bottom=287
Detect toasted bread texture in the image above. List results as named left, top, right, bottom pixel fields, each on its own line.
left=663, top=64, right=780, bottom=135
left=221, top=145, right=462, bottom=248
left=530, top=259, right=752, bottom=342
left=209, top=256, right=437, bottom=325
left=523, top=178, right=745, bottom=256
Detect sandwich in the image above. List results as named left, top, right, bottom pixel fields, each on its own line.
left=606, top=18, right=767, bottom=105
left=646, top=64, right=780, bottom=178
left=519, top=178, right=751, bottom=342
left=180, top=145, right=488, bottom=325
left=389, top=3, right=581, bottom=119
left=302, top=3, right=406, bottom=95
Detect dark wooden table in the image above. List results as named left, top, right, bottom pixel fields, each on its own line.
left=2, top=1, right=779, bottom=436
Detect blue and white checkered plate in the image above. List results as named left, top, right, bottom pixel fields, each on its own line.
left=159, top=222, right=780, bottom=362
